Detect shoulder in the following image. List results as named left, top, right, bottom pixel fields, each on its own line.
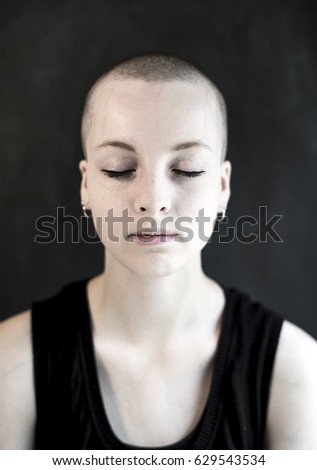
left=0, top=310, right=35, bottom=449
left=265, top=320, right=317, bottom=449
left=0, top=310, right=33, bottom=372
left=274, top=320, right=317, bottom=369
left=271, top=321, right=317, bottom=387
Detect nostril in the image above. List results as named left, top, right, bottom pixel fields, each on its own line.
left=138, top=205, right=169, bottom=214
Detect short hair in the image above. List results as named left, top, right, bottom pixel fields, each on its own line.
left=81, top=53, right=227, bottom=161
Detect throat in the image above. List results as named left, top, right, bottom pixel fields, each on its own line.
left=89, top=270, right=217, bottom=343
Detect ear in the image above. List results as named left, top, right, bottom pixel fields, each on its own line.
left=219, top=160, right=232, bottom=211
left=79, top=159, right=89, bottom=205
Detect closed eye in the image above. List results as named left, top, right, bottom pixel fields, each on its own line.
left=101, top=169, right=205, bottom=179
left=101, top=170, right=136, bottom=178
left=172, top=170, right=205, bottom=178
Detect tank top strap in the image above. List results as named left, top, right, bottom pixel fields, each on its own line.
left=31, top=279, right=90, bottom=448
left=206, top=286, right=284, bottom=449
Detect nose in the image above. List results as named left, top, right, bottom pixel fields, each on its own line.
left=133, top=173, right=172, bottom=216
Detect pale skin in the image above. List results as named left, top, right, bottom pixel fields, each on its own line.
left=1, top=78, right=317, bottom=449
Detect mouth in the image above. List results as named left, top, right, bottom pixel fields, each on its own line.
left=128, top=233, right=177, bottom=245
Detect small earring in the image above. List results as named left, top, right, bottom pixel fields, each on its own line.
left=81, top=201, right=92, bottom=218
left=216, top=208, right=226, bottom=222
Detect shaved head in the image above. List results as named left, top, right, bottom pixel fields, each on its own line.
left=81, top=54, right=227, bottom=161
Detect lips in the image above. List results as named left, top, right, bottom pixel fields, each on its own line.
left=128, top=233, right=177, bottom=245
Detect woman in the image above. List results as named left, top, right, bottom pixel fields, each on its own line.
left=1, top=54, right=317, bottom=450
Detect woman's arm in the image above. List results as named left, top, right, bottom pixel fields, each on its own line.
left=0, top=310, right=35, bottom=449
left=265, top=320, right=317, bottom=449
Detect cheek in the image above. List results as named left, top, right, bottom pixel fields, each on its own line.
left=179, top=178, right=221, bottom=241
left=181, top=176, right=221, bottom=213
left=87, top=184, right=131, bottom=244
left=87, top=174, right=126, bottom=213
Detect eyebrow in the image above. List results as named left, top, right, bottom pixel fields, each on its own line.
left=96, top=140, right=211, bottom=153
left=171, top=141, right=211, bottom=152
left=96, top=140, right=135, bottom=152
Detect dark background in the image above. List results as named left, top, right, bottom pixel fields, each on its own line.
left=1, top=0, right=316, bottom=338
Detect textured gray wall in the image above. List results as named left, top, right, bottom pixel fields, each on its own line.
left=1, top=0, right=316, bottom=338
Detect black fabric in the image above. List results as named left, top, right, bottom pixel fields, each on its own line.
left=31, top=279, right=283, bottom=450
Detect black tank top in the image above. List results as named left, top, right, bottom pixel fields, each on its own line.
left=31, top=279, right=283, bottom=450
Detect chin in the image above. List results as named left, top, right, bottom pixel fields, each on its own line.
left=127, top=256, right=184, bottom=278
left=112, top=250, right=196, bottom=278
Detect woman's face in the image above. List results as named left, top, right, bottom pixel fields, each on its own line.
left=80, top=78, right=231, bottom=277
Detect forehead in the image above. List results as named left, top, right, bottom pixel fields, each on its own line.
left=87, top=78, right=221, bottom=151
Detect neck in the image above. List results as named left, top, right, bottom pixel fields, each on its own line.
left=88, top=253, right=220, bottom=344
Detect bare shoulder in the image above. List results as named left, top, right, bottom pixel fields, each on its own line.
left=265, top=320, right=317, bottom=449
left=0, top=310, right=35, bottom=449
left=0, top=310, right=32, bottom=364
left=272, top=321, right=317, bottom=386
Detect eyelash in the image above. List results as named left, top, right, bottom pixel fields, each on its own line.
left=175, top=170, right=205, bottom=178
left=101, top=170, right=135, bottom=178
left=101, top=170, right=205, bottom=179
